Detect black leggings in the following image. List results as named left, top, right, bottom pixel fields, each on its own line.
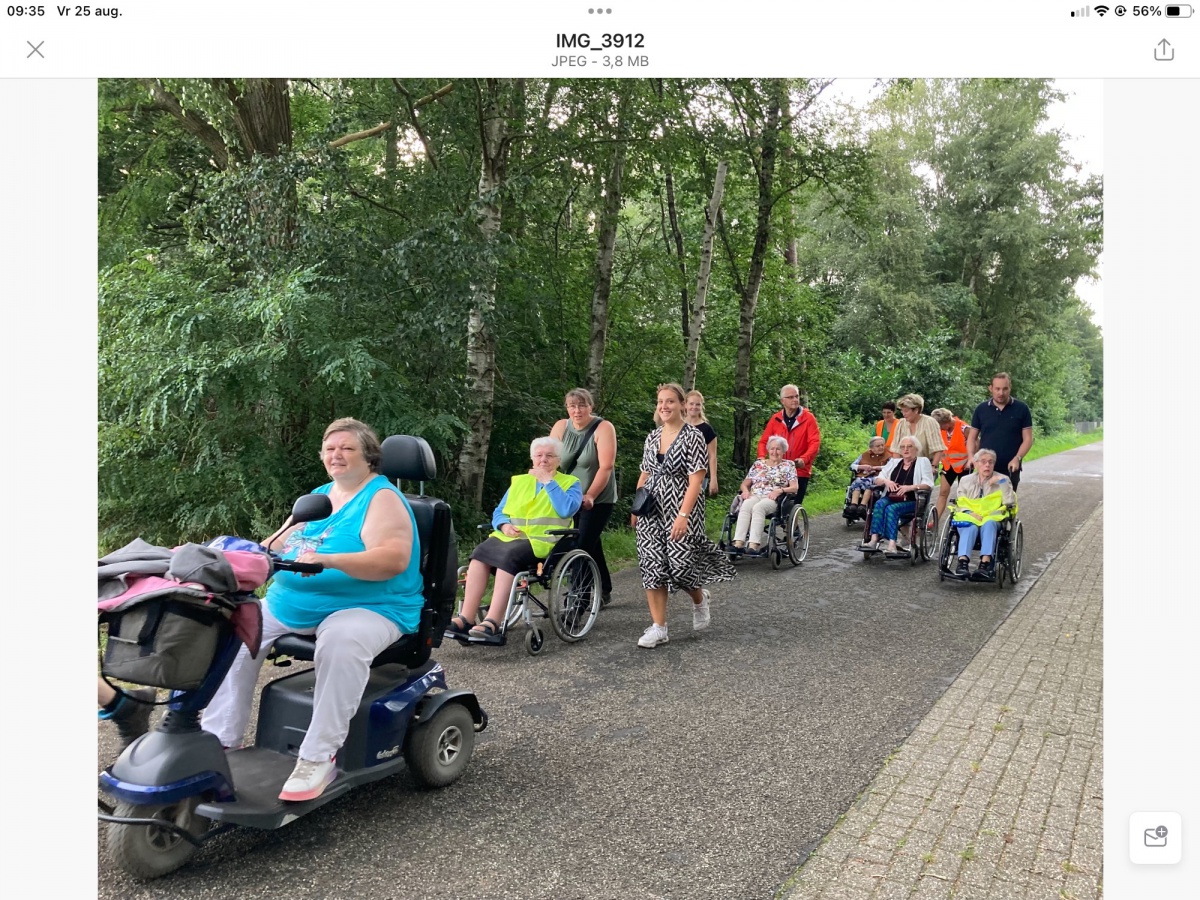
left=575, top=503, right=614, bottom=595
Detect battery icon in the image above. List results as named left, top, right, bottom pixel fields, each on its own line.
left=1167, top=4, right=1194, bottom=15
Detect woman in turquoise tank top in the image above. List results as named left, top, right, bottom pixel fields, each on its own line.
left=203, top=418, right=423, bottom=803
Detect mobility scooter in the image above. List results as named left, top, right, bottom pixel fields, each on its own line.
left=98, top=435, right=486, bottom=879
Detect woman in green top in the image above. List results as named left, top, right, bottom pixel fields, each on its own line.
left=550, top=388, right=618, bottom=605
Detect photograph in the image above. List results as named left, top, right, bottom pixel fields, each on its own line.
left=92, top=74, right=1107, bottom=899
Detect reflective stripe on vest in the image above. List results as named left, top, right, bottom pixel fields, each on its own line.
left=952, top=491, right=1009, bottom=527
left=942, top=418, right=969, bottom=472
left=491, top=473, right=575, bottom=559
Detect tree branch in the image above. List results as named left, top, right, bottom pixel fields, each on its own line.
left=327, top=82, right=454, bottom=149
left=393, top=78, right=439, bottom=170
left=138, top=79, right=230, bottom=170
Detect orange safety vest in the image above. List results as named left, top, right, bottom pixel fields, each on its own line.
left=874, top=418, right=897, bottom=451
left=942, top=417, right=969, bottom=473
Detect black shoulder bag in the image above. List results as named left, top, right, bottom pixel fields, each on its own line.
left=632, top=424, right=689, bottom=517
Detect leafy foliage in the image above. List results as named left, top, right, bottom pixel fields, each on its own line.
left=97, top=77, right=1102, bottom=549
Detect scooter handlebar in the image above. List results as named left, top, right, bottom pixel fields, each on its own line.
left=272, top=559, right=325, bottom=575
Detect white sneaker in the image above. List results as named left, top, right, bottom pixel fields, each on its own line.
left=279, top=756, right=337, bottom=801
left=693, top=590, right=711, bottom=631
left=637, top=623, right=669, bottom=648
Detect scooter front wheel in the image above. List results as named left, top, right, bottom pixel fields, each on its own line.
left=106, top=796, right=209, bottom=879
left=404, top=702, right=476, bottom=789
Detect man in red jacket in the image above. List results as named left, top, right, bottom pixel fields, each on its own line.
left=756, top=384, right=821, bottom=503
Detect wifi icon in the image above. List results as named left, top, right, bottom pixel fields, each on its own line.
left=1095, top=4, right=1110, bottom=13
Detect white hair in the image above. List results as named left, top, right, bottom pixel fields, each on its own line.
left=973, top=447, right=997, bottom=464
left=898, top=435, right=923, bottom=455
left=529, top=436, right=563, bottom=459
left=766, top=435, right=789, bottom=453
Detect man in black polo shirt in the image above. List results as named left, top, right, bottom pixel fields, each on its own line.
left=966, top=372, right=1034, bottom=490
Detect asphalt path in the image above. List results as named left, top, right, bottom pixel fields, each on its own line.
left=97, top=442, right=1103, bottom=900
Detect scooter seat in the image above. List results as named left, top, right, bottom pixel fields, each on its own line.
left=273, top=632, right=428, bottom=668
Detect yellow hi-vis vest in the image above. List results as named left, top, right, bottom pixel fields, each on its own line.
left=952, top=491, right=1013, bottom=528
left=491, top=472, right=579, bottom=559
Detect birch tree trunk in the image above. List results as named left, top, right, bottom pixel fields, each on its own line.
left=460, top=78, right=515, bottom=508
left=585, top=108, right=627, bottom=397
left=732, top=82, right=784, bottom=473
left=682, top=160, right=728, bottom=392
left=664, top=169, right=691, bottom=339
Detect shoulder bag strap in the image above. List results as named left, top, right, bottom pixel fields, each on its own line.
left=560, top=417, right=604, bottom=475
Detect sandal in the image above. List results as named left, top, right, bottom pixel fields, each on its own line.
left=467, top=618, right=506, bottom=645
left=444, top=615, right=472, bottom=640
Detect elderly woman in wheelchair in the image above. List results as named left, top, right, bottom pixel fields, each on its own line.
left=860, top=435, right=936, bottom=559
left=718, top=435, right=810, bottom=568
left=731, top=435, right=798, bottom=555
left=943, top=447, right=1017, bottom=583
left=445, top=437, right=582, bottom=646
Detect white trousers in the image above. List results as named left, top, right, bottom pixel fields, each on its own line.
left=202, top=605, right=401, bottom=761
left=734, top=495, right=778, bottom=543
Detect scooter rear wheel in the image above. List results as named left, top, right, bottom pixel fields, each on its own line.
left=404, top=702, right=476, bottom=789
left=106, top=796, right=208, bottom=879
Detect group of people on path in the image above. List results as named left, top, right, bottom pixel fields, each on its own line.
left=102, top=375, right=1035, bottom=798
left=854, top=373, right=1034, bottom=578
left=442, top=382, right=821, bottom=650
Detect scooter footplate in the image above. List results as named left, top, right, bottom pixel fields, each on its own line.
left=194, top=748, right=404, bottom=829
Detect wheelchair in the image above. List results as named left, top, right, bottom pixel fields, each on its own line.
left=936, top=501, right=1024, bottom=588
left=452, top=529, right=602, bottom=656
left=857, top=485, right=938, bottom=565
left=841, top=469, right=880, bottom=527
left=717, top=492, right=810, bottom=569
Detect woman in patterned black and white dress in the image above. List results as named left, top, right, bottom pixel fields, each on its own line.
left=630, top=383, right=735, bottom=649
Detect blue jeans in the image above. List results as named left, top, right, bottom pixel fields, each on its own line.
left=955, top=520, right=998, bottom=558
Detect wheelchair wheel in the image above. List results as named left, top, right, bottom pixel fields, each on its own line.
left=548, top=549, right=601, bottom=642
left=919, top=508, right=939, bottom=562
left=1008, top=520, right=1024, bottom=583
left=787, top=505, right=809, bottom=565
left=907, top=493, right=932, bottom=566
left=718, top=514, right=737, bottom=558
left=525, top=627, right=544, bottom=656
left=937, top=524, right=959, bottom=582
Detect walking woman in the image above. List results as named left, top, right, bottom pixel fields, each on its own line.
left=550, top=387, right=618, bottom=605
left=685, top=390, right=720, bottom=497
left=631, top=383, right=734, bottom=648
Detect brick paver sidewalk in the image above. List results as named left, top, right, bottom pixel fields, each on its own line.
left=781, top=506, right=1104, bottom=900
